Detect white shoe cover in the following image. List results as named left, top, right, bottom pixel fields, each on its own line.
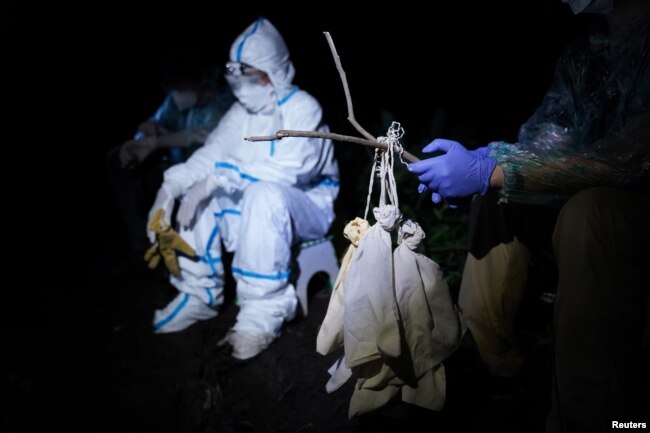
left=219, top=330, right=275, bottom=361
left=153, top=292, right=217, bottom=333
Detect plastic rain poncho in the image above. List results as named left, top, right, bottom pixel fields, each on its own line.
left=489, top=15, right=650, bottom=204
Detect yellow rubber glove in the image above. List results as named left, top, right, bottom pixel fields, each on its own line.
left=144, top=209, right=196, bottom=277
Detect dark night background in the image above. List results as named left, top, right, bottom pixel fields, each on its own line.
left=3, top=2, right=605, bottom=432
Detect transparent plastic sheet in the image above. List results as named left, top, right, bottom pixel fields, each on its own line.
left=489, top=16, right=650, bottom=203
left=490, top=141, right=650, bottom=204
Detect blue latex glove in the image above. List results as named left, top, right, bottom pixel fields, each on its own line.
left=408, top=139, right=497, bottom=205
left=415, top=146, right=493, bottom=208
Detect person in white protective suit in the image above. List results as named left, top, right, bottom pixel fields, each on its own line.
left=147, top=17, right=339, bottom=361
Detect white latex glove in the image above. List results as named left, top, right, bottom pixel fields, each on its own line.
left=177, top=174, right=219, bottom=229
left=147, top=184, right=176, bottom=244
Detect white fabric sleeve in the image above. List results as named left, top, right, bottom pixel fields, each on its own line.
left=162, top=106, right=240, bottom=195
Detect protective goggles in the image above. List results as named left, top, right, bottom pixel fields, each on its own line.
left=225, top=61, right=257, bottom=77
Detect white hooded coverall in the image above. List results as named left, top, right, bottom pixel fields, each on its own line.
left=153, top=18, right=339, bottom=338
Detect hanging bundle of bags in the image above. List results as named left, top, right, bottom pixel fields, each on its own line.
left=317, top=123, right=465, bottom=417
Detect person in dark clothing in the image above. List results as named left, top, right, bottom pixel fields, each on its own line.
left=409, top=1, right=649, bottom=431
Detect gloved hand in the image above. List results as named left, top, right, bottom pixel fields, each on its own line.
left=408, top=139, right=497, bottom=205
left=469, top=146, right=492, bottom=158
left=147, top=185, right=176, bottom=243
left=415, top=146, right=493, bottom=200
left=177, top=174, right=219, bottom=229
left=144, top=209, right=196, bottom=277
left=156, top=129, right=210, bottom=148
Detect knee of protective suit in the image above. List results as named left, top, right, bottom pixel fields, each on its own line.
left=235, top=284, right=298, bottom=335
left=241, top=182, right=290, bottom=219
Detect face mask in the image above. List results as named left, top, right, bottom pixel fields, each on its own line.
left=563, top=0, right=613, bottom=14
left=171, top=90, right=198, bottom=111
left=226, top=74, right=275, bottom=114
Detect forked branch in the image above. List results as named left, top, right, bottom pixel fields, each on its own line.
left=246, top=130, right=419, bottom=163
left=244, top=32, right=420, bottom=163
left=324, top=32, right=376, bottom=142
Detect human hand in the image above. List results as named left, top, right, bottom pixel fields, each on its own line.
left=408, top=139, right=496, bottom=205
left=156, top=129, right=210, bottom=148
left=119, top=136, right=158, bottom=168
left=137, top=121, right=168, bottom=137
left=177, top=174, right=219, bottom=229
left=415, top=146, right=493, bottom=194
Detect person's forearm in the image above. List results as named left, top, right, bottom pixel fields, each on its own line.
left=490, top=165, right=504, bottom=189
left=490, top=141, right=649, bottom=201
left=156, top=129, right=209, bottom=148
left=137, top=121, right=166, bottom=137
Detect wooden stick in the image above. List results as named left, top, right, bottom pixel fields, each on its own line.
left=323, top=32, right=376, bottom=142
left=245, top=130, right=420, bottom=163
left=244, top=33, right=420, bottom=163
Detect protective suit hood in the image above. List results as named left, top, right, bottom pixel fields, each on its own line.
left=229, top=18, right=296, bottom=99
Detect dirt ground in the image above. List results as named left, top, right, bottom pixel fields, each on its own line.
left=5, top=240, right=558, bottom=433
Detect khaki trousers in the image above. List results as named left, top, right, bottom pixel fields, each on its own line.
left=460, top=187, right=649, bottom=432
